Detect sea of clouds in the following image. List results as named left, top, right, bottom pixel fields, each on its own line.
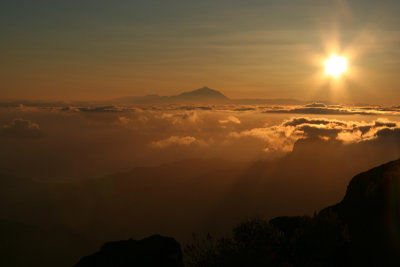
left=1, top=102, right=400, bottom=180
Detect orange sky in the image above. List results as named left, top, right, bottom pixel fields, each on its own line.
left=1, top=0, right=400, bottom=104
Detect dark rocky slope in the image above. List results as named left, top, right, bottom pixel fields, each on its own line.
left=320, top=158, right=400, bottom=266
left=76, top=159, right=400, bottom=266
left=75, top=235, right=183, bottom=267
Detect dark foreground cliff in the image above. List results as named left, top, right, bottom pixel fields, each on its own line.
left=75, top=235, right=183, bottom=267
left=75, top=159, right=400, bottom=267
left=321, top=158, right=400, bottom=266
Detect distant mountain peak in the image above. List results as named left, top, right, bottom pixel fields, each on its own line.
left=116, top=87, right=229, bottom=104
left=177, top=86, right=228, bottom=100
left=197, top=86, right=216, bottom=92
left=115, top=86, right=308, bottom=105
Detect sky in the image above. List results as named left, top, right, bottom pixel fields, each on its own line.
left=1, top=0, right=400, bottom=103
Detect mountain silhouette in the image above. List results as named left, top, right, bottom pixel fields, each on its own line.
left=74, top=235, right=183, bottom=267
left=114, top=86, right=312, bottom=105
left=75, top=158, right=400, bottom=266
left=319, top=158, right=400, bottom=266
left=185, top=158, right=400, bottom=266
left=116, top=86, right=229, bottom=104
left=175, top=86, right=228, bottom=101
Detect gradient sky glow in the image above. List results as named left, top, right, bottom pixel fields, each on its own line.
left=1, top=0, right=400, bottom=103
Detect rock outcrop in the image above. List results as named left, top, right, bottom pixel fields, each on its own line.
left=75, top=235, right=183, bottom=267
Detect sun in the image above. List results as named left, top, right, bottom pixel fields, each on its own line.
left=324, top=54, right=348, bottom=78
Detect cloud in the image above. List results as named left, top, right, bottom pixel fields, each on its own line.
left=219, top=116, right=241, bottom=124
left=304, top=103, right=327, bottom=108
left=234, top=107, right=256, bottom=111
left=298, top=125, right=342, bottom=138
left=150, top=136, right=207, bottom=149
left=176, top=106, right=212, bottom=111
left=229, top=117, right=400, bottom=152
left=229, top=125, right=299, bottom=152
left=264, top=107, right=375, bottom=115
left=259, top=103, right=400, bottom=115
left=263, top=104, right=400, bottom=116
left=118, top=116, right=131, bottom=126
left=160, top=111, right=200, bottom=125
left=2, top=104, right=400, bottom=179
left=283, top=118, right=346, bottom=127
left=73, top=106, right=131, bottom=112
left=375, top=127, right=400, bottom=138
left=1, top=119, right=42, bottom=139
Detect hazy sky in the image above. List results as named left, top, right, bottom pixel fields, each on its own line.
left=1, top=0, right=400, bottom=103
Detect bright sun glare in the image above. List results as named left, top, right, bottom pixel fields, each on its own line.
left=324, top=54, right=348, bottom=78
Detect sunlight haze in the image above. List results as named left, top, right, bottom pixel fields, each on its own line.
left=1, top=0, right=400, bottom=104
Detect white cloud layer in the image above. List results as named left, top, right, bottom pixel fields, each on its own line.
left=230, top=117, right=400, bottom=152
